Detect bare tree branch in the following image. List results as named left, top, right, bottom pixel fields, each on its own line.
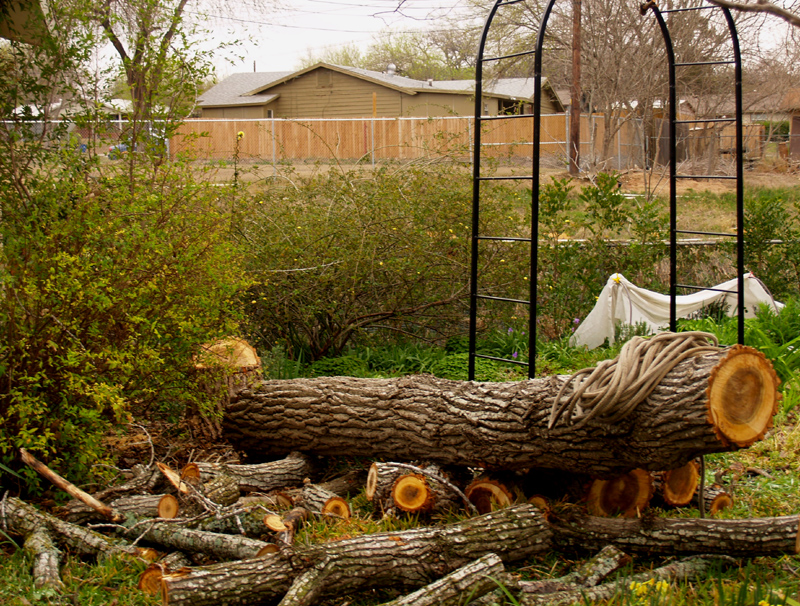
left=704, top=0, right=800, bottom=28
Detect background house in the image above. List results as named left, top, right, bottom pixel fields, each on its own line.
left=0, top=0, right=46, bottom=44
left=198, top=62, right=564, bottom=119
left=780, top=88, right=800, bottom=158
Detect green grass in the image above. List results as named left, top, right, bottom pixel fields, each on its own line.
left=0, top=550, right=158, bottom=606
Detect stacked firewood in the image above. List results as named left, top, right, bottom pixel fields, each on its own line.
left=5, top=342, right=795, bottom=605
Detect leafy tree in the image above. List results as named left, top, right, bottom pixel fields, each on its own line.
left=302, top=29, right=479, bottom=81
left=0, top=1, right=246, bottom=492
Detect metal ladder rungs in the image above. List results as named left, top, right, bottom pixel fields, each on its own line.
left=477, top=236, right=532, bottom=243
left=479, top=114, right=535, bottom=121
left=675, top=229, right=737, bottom=237
left=675, top=284, right=739, bottom=294
left=482, top=49, right=536, bottom=63
left=674, top=60, right=734, bottom=67
left=675, top=174, right=737, bottom=180
left=476, top=175, right=534, bottom=181
left=676, top=118, right=735, bottom=124
left=474, top=353, right=529, bottom=367
left=476, top=294, right=531, bottom=305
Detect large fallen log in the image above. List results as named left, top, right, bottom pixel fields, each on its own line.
left=160, top=504, right=553, bottom=606
left=224, top=345, right=779, bottom=476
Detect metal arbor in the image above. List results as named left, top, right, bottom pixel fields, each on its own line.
left=641, top=1, right=745, bottom=344
left=468, top=0, right=746, bottom=381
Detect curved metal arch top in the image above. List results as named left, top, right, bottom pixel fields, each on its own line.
left=469, top=0, right=558, bottom=380
left=469, top=0, right=747, bottom=381
left=641, top=1, right=745, bottom=345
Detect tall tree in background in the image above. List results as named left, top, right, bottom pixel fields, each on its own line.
left=302, top=28, right=480, bottom=80
left=569, top=0, right=580, bottom=174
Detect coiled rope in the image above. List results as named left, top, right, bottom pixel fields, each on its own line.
left=548, top=331, right=721, bottom=429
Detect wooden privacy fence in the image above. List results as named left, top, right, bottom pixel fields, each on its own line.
left=169, top=115, right=645, bottom=169
left=167, top=115, right=763, bottom=170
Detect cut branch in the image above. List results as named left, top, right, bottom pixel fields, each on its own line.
left=160, top=504, right=553, bottom=606
left=378, top=553, right=504, bottom=606
left=20, top=448, right=123, bottom=522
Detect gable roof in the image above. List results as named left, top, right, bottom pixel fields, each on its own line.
left=199, top=62, right=564, bottom=111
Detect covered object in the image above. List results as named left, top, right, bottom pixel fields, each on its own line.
left=571, top=273, right=782, bottom=350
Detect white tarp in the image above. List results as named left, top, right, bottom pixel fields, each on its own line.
left=571, top=272, right=783, bottom=350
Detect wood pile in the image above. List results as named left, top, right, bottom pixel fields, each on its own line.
left=5, top=342, right=795, bottom=605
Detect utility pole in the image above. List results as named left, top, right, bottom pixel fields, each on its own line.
left=569, top=0, right=581, bottom=175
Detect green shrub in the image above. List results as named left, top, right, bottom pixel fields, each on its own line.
left=0, top=26, right=246, bottom=492
left=241, top=165, right=528, bottom=361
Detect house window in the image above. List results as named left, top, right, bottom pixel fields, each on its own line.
left=499, top=99, right=527, bottom=115
left=317, top=70, right=332, bottom=88
left=266, top=109, right=274, bottom=119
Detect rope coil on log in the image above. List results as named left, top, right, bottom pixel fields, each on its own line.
left=548, top=332, right=722, bottom=428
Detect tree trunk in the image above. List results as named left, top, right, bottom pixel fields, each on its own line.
left=224, top=347, right=778, bottom=476
left=548, top=510, right=800, bottom=556
left=160, top=504, right=553, bottom=606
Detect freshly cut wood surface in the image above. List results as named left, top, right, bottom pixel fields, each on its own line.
left=656, top=461, right=700, bottom=507
left=224, top=347, right=778, bottom=476
left=586, top=469, right=653, bottom=517
left=465, top=478, right=514, bottom=515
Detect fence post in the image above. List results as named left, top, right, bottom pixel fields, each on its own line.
left=271, top=115, right=276, bottom=175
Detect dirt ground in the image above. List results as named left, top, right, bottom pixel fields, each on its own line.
left=208, top=163, right=800, bottom=196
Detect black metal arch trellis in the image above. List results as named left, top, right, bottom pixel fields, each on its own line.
left=468, top=0, right=746, bottom=381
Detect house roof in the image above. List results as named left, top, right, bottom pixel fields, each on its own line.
left=780, top=88, right=800, bottom=112
left=0, top=0, right=47, bottom=44
left=198, top=72, right=293, bottom=108
left=681, top=90, right=789, bottom=117
left=199, top=63, right=564, bottom=111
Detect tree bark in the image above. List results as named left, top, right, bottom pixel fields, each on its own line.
left=23, top=527, right=63, bottom=591
left=519, top=555, right=735, bottom=606
left=224, top=347, right=778, bottom=476
left=160, top=504, right=553, bottom=606
left=548, top=510, right=800, bottom=556
left=192, top=451, right=314, bottom=493
left=119, top=520, right=270, bottom=561
left=4, top=497, right=140, bottom=560
left=377, top=553, right=504, bottom=606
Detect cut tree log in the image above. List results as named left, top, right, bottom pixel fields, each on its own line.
left=23, top=527, right=63, bottom=591
left=586, top=469, right=653, bottom=517
left=548, top=509, right=800, bottom=556
left=264, top=507, right=309, bottom=547
left=692, top=483, right=734, bottom=515
left=366, top=462, right=467, bottom=515
left=3, top=497, right=141, bottom=560
left=224, top=346, right=779, bottom=476
left=377, top=553, right=504, bottom=606
left=58, top=494, right=180, bottom=525
left=653, top=460, right=700, bottom=507
left=119, top=519, right=270, bottom=561
left=469, top=545, right=630, bottom=605
left=465, top=477, right=515, bottom=515
left=160, top=504, right=554, bottom=606
left=191, top=451, right=314, bottom=493
left=301, top=484, right=350, bottom=519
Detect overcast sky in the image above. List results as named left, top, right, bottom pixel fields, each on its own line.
left=193, top=0, right=470, bottom=76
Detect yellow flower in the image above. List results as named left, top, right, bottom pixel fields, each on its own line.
left=758, top=601, right=771, bottom=606
left=237, top=131, right=244, bottom=140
